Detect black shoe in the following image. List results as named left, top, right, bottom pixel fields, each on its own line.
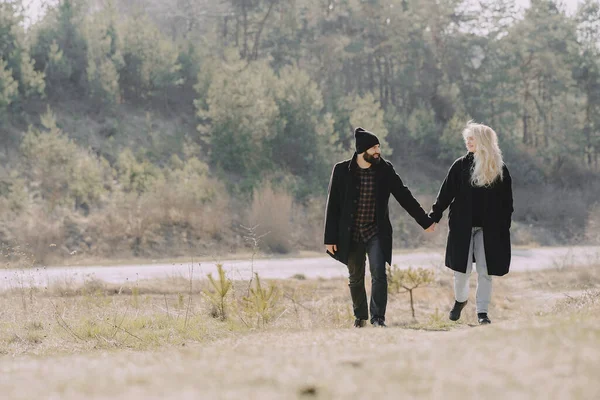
left=372, top=318, right=387, bottom=328
left=449, top=300, right=468, bottom=321
left=477, top=313, right=491, bottom=325
left=354, top=319, right=367, bottom=328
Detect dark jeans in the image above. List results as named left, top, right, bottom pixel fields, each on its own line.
left=346, top=235, right=387, bottom=323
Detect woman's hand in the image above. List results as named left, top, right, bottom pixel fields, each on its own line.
left=326, top=244, right=337, bottom=254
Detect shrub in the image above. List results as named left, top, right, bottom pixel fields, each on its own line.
left=243, top=273, right=282, bottom=327
left=248, top=183, right=293, bottom=254
left=203, top=264, right=232, bottom=321
left=387, top=265, right=435, bottom=319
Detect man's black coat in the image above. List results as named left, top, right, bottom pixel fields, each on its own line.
left=324, top=153, right=432, bottom=266
left=429, top=153, right=514, bottom=276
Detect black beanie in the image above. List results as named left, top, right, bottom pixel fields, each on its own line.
left=354, top=127, right=380, bottom=154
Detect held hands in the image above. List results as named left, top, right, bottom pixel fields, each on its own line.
left=326, top=244, right=337, bottom=254
left=425, top=222, right=437, bottom=233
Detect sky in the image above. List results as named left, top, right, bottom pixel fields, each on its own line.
left=21, top=0, right=587, bottom=26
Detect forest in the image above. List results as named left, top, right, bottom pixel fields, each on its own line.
left=1, top=0, right=599, bottom=263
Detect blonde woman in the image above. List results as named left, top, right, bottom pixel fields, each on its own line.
left=428, top=121, right=513, bottom=325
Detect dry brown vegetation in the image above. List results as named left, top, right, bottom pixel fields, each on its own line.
left=0, top=262, right=599, bottom=398
left=2, top=263, right=600, bottom=356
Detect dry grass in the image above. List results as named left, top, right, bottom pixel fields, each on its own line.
left=0, top=264, right=599, bottom=398
left=1, top=263, right=598, bottom=356
left=248, top=182, right=294, bottom=254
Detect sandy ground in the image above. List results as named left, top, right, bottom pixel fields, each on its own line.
left=1, top=249, right=599, bottom=399
left=1, top=245, right=599, bottom=289
left=1, top=315, right=599, bottom=400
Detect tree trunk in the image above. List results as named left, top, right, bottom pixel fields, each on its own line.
left=235, top=15, right=240, bottom=47
left=523, top=112, right=529, bottom=145
left=586, top=98, right=592, bottom=166
left=223, top=15, right=229, bottom=39
left=251, top=0, right=277, bottom=61
left=368, top=54, right=375, bottom=93
left=376, top=55, right=384, bottom=105
left=383, top=55, right=390, bottom=110
left=390, top=57, right=397, bottom=107
left=242, top=0, right=249, bottom=59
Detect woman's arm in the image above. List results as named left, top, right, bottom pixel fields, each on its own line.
left=429, top=159, right=460, bottom=223
left=502, top=165, right=514, bottom=227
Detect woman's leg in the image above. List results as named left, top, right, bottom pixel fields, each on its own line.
left=473, top=228, right=492, bottom=314
left=454, top=229, right=475, bottom=302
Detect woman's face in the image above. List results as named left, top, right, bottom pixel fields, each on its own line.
left=465, top=134, right=477, bottom=153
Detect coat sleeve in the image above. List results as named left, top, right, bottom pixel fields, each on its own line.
left=502, top=165, right=514, bottom=227
left=324, top=164, right=342, bottom=244
left=388, top=163, right=433, bottom=229
left=429, top=159, right=460, bottom=223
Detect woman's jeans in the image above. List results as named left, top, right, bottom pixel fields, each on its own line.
left=347, top=235, right=387, bottom=323
left=454, top=227, right=492, bottom=314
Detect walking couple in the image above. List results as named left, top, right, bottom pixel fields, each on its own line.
left=324, top=122, right=513, bottom=327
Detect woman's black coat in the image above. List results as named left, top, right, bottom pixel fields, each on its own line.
left=324, top=153, right=432, bottom=266
left=429, top=153, right=514, bottom=276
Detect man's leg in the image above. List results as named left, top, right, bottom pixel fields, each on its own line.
left=473, top=228, right=493, bottom=315
left=347, top=240, right=368, bottom=321
left=366, top=236, right=387, bottom=323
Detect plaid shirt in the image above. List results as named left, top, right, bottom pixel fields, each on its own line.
left=352, top=166, right=378, bottom=243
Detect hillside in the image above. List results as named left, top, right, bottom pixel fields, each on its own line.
left=1, top=0, right=599, bottom=264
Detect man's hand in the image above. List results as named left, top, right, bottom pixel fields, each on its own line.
left=425, top=222, right=437, bottom=233
left=326, top=244, right=337, bottom=254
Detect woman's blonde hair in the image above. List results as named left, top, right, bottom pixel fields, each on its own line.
left=463, top=121, right=504, bottom=187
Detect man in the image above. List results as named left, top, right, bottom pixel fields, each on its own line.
left=324, top=127, right=435, bottom=328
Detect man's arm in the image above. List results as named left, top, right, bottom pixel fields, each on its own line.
left=324, top=164, right=342, bottom=248
left=388, top=163, right=433, bottom=229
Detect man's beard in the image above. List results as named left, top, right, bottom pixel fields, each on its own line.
left=363, top=152, right=381, bottom=165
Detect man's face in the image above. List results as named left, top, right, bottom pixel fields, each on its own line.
left=362, top=144, right=381, bottom=164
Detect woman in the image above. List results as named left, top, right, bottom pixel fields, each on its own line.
left=429, top=121, right=513, bottom=325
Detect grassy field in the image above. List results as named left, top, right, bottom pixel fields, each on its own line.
left=1, top=263, right=599, bottom=399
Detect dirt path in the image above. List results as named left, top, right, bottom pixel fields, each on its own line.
left=1, top=316, right=599, bottom=400
left=1, top=245, right=599, bottom=290
left=1, top=253, right=599, bottom=399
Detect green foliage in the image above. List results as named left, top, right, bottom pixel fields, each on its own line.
left=84, top=6, right=123, bottom=106
left=270, top=66, right=335, bottom=197
left=161, top=156, right=214, bottom=204
left=407, top=107, right=438, bottom=154
left=1, top=0, right=600, bottom=260
left=115, top=148, right=162, bottom=194
left=0, top=59, right=18, bottom=111
left=19, top=108, right=109, bottom=210
left=243, top=273, right=281, bottom=327
left=30, top=0, right=88, bottom=94
left=119, top=14, right=182, bottom=101
left=438, top=114, right=472, bottom=163
left=203, top=264, right=232, bottom=321
left=338, top=93, right=391, bottom=156
left=196, top=53, right=279, bottom=188
left=0, top=2, right=45, bottom=100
